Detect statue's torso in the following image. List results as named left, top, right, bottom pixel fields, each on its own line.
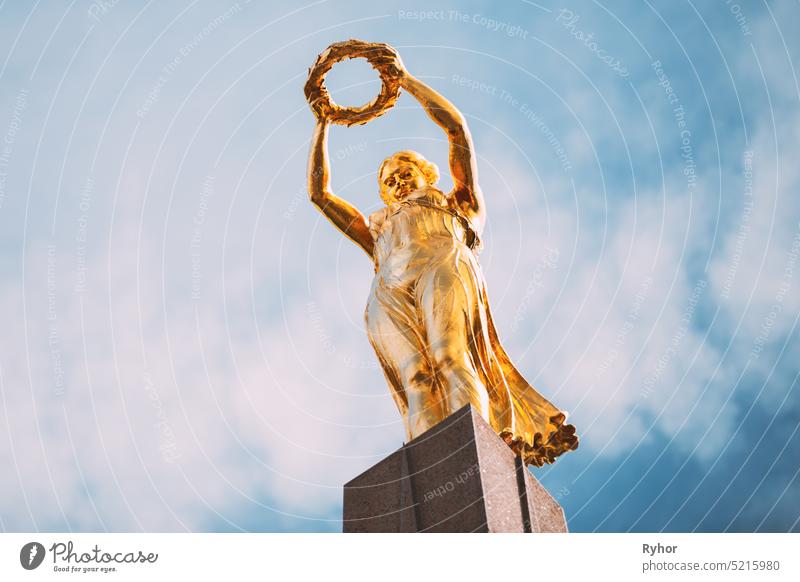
left=368, top=186, right=471, bottom=278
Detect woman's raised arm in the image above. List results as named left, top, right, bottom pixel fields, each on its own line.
left=308, top=118, right=374, bottom=258
left=398, top=70, right=486, bottom=232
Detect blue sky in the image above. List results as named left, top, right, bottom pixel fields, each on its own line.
left=0, top=0, right=798, bottom=532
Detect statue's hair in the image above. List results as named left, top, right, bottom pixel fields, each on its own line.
left=378, top=150, right=440, bottom=204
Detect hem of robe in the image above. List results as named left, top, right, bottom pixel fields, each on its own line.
left=480, top=284, right=579, bottom=467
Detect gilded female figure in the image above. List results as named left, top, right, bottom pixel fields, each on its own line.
left=307, top=47, right=578, bottom=466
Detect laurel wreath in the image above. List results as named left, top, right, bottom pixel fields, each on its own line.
left=304, top=39, right=402, bottom=127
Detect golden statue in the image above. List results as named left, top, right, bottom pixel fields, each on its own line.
left=305, top=40, right=578, bottom=466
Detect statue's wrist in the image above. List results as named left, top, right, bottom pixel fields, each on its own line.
left=398, top=72, right=418, bottom=93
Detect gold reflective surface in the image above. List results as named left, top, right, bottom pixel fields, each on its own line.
left=306, top=40, right=578, bottom=466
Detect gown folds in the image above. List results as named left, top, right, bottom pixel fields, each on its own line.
left=364, top=185, right=578, bottom=466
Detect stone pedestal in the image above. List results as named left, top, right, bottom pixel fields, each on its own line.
left=343, top=404, right=568, bottom=532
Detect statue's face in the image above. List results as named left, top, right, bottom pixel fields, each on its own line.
left=380, top=158, right=427, bottom=203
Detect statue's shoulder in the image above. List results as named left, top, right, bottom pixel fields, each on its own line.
left=425, top=185, right=454, bottom=208
left=367, top=207, right=389, bottom=238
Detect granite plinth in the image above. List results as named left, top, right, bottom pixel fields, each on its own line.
left=343, top=404, right=568, bottom=533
